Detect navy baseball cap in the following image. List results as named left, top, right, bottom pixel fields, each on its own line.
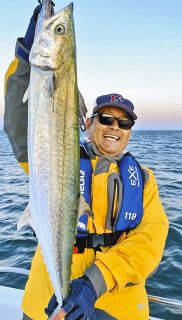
left=92, top=93, right=137, bottom=120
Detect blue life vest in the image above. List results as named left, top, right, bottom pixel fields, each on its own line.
left=76, top=144, right=144, bottom=249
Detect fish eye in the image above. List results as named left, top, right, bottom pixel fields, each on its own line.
left=54, top=24, right=65, bottom=35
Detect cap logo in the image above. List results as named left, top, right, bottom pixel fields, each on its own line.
left=110, top=94, right=123, bottom=103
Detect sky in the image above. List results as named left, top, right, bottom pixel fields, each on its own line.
left=0, top=0, right=182, bottom=130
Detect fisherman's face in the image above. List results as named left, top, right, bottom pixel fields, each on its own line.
left=86, top=106, right=131, bottom=157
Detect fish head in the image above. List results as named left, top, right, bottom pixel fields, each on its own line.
left=29, top=2, right=74, bottom=70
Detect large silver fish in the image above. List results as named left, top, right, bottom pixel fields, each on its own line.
left=18, top=0, right=89, bottom=309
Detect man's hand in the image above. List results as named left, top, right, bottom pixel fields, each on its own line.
left=45, top=276, right=97, bottom=320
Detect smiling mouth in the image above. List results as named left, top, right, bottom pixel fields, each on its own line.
left=104, top=134, right=119, bottom=141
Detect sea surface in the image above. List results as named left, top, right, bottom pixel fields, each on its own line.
left=0, top=129, right=182, bottom=320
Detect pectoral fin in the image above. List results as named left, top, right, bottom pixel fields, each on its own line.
left=17, top=204, right=33, bottom=231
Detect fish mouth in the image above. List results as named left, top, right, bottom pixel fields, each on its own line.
left=104, top=134, right=119, bottom=141
left=30, top=52, right=59, bottom=70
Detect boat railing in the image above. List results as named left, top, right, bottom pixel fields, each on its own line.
left=0, top=267, right=182, bottom=309
left=148, top=294, right=182, bottom=308
left=0, top=266, right=29, bottom=276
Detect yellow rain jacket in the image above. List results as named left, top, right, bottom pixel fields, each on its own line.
left=4, top=40, right=169, bottom=320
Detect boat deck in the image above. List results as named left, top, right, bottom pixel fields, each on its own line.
left=0, top=285, right=23, bottom=320
left=0, top=285, right=163, bottom=320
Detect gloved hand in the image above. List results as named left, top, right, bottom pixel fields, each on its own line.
left=45, top=276, right=97, bottom=320
left=64, top=276, right=97, bottom=320
left=22, top=4, right=42, bottom=50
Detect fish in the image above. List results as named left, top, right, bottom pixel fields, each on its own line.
left=18, top=0, right=90, bottom=312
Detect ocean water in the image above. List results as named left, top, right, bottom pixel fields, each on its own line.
left=0, top=129, right=182, bottom=319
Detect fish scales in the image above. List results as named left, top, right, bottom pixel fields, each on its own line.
left=28, top=1, right=79, bottom=305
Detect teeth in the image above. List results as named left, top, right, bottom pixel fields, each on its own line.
left=104, top=134, right=119, bottom=141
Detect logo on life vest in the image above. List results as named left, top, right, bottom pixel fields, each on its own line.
left=128, top=165, right=140, bottom=187
left=110, top=94, right=124, bottom=103
left=80, top=170, right=85, bottom=195
left=77, top=221, right=87, bottom=230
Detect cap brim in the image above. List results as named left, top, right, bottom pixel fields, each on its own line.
left=93, top=103, right=137, bottom=120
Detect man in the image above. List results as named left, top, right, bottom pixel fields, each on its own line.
left=4, top=5, right=169, bottom=320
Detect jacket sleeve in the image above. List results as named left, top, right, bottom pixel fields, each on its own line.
left=4, top=38, right=30, bottom=168
left=85, top=168, right=169, bottom=297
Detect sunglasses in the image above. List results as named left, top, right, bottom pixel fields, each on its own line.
left=91, top=113, right=135, bottom=130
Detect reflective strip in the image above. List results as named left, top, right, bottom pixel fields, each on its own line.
left=85, top=263, right=107, bottom=298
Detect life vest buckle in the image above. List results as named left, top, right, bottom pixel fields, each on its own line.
left=91, top=234, right=105, bottom=248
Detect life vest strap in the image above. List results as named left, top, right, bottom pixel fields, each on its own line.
left=74, top=231, right=122, bottom=253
